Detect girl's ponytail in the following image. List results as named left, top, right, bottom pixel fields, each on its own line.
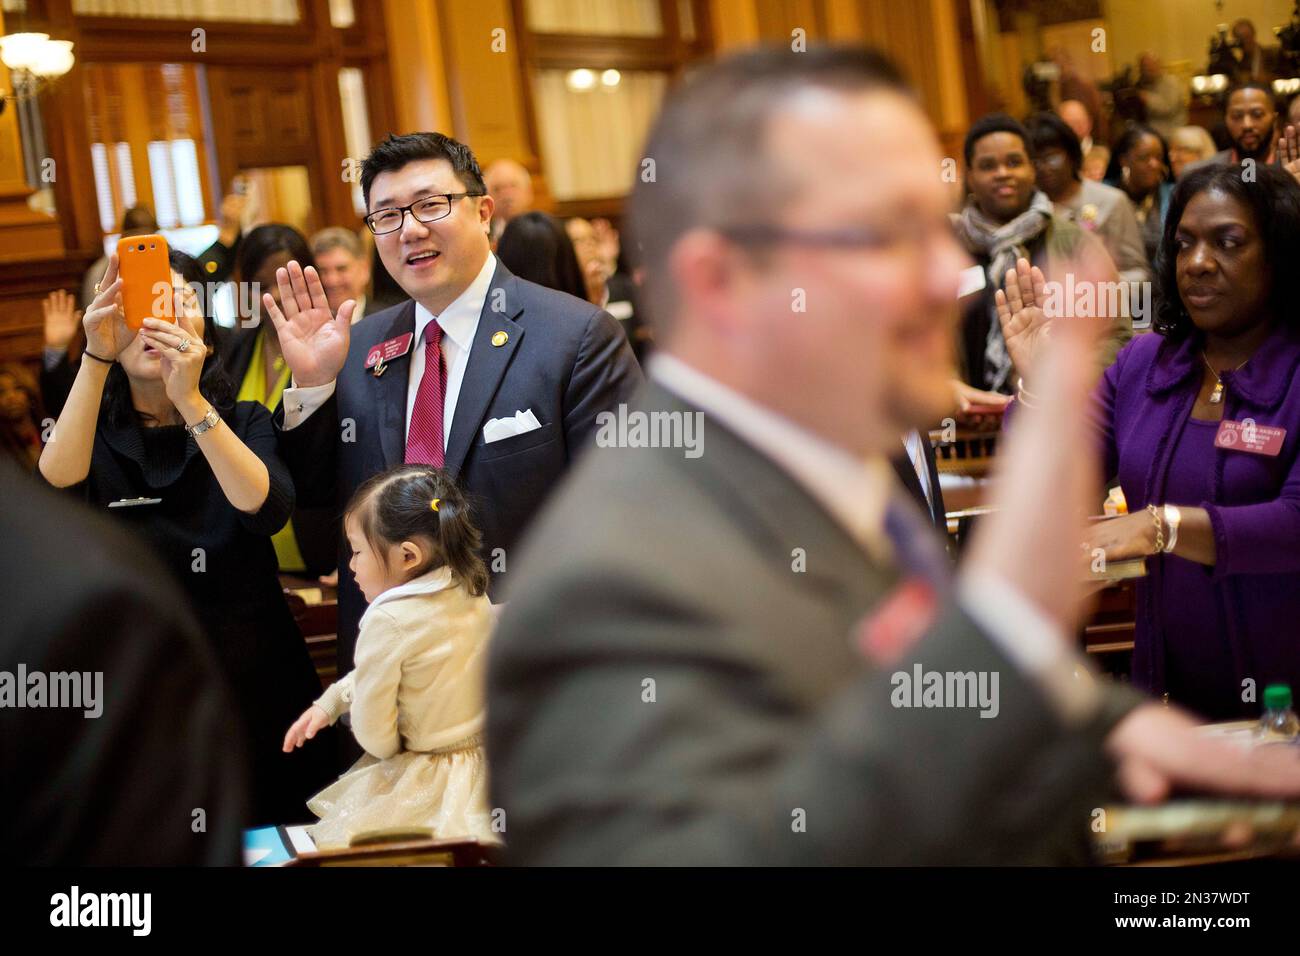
left=344, top=464, right=488, bottom=595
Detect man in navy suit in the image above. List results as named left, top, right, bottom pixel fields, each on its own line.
left=265, top=132, right=642, bottom=675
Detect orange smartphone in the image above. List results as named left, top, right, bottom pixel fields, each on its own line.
left=116, top=234, right=174, bottom=330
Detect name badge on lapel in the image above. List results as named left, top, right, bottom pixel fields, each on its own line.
left=1215, top=419, right=1286, bottom=457
left=365, top=333, right=414, bottom=377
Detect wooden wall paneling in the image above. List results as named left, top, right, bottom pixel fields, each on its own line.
left=310, top=58, right=360, bottom=228
left=0, top=257, right=95, bottom=366
left=383, top=0, right=453, bottom=135
left=174, top=62, right=216, bottom=222
left=353, top=48, right=396, bottom=151
left=509, top=0, right=544, bottom=166
left=205, top=63, right=333, bottom=233
left=854, top=0, right=971, bottom=158
left=0, top=0, right=400, bottom=368
left=954, top=0, right=992, bottom=122
left=753, top=0, right=825, bottom=43
left=708, top=0, right=760, bottom=50
left=307, top=0, right=360, bottom=228
left=441, top=0, right=534, bottom=165
left=122, top=66, right=157, bottom=223
left=0, top=2, right=76, bottom=274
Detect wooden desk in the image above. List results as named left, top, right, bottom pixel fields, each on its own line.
left=281, top=575, right=339, bottom=689
left=288, top=836, right=497, bottom=867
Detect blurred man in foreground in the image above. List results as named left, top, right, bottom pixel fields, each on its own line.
left=487, top=47, right=1300, bottom=865
left=1, top=463, right=246, bottom=864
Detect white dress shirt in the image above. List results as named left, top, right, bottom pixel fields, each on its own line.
left=281, top=252, right=498, bottom=452
left=649, top=353, right=1101, bottom=725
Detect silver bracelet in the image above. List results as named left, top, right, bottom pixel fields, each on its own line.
left=1016, top=377, right=1039, bottom=409
left=185, top=405, right=221, bottom=438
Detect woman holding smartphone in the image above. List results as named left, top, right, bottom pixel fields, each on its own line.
left=38, top=248, right=335, bottom=825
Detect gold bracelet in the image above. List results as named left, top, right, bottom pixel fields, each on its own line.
left=1146, top=504, right=1165, bottom=554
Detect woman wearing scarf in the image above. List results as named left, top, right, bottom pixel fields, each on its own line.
left=954, top=114, right=1129, bottom=393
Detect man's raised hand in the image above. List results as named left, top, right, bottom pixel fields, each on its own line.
left=263, top=260, right=354, bottom=388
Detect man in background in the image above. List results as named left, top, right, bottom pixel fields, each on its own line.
left=1231, top=18, right=1280, bottom=85
left=1185, top=82, right=1278, bottom=174
left=311, top=226, right=372, bottom=324
left=271, top=132, right=642, bottom=682
left=484, top=158, right=535, bottom=245
left=1056, top=99, right=1093, bottom=154
left=1136, top=51, right=1187, bottom=141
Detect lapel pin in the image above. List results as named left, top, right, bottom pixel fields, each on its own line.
left=372, top=357, right=387, bottom=377
left=491, top=330, right=508, bottom=347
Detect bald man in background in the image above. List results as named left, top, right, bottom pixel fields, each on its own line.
left=485, top=158, right=535, bottom=245
left=1057, top=99, right=1094, bottom=154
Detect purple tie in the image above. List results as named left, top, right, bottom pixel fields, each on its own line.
left=882, top=498, right=951, bottom=595
left=405, top=321, right=445, bottom=467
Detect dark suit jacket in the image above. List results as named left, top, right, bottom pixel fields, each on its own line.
left=219, top=326, right=338, bottom=575
left=0, top=462, right=246, bottom=864
left=891, top=433, right=946, bottom=533
left=487, top=381, right=1140, bottom=865
left=279, top=261, right=643, bottom=672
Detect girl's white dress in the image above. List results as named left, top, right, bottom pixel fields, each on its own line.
left=306, top=567, right=498, bottom=849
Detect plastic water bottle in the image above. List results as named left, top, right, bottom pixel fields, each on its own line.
left=1256, top=684, right=1300, bottom=742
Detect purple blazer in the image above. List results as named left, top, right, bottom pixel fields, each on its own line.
left=1096, top=324, right=1300, bottom=715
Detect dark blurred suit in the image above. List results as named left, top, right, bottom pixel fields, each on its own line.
left=0, top=462, right=246, bottom=864
left=488, top=379, right=1139, bottom=865
left=891, top=430, right=946, bottom=532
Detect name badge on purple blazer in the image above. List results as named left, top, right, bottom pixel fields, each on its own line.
left=364, top=332, right=413, bottom=377
left=1215, top=419, right=1286, bottom=457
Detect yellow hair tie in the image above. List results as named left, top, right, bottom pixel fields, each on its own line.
left=430, top=498, right=440, bottom=512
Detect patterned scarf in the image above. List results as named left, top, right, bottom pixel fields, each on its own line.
left=951, top=190, right=1054, bottom=391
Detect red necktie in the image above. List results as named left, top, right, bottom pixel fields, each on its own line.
left=405, top=320, right=445, bottom=467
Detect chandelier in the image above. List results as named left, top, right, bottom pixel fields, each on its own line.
left=0, top=33, right=75, bottom=114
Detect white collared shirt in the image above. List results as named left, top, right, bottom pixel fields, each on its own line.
left=649, top=352, right=1101, bottom=725
left=282, top=252, right=498, bottom=452
left=650, top=353, right=895, bottom=564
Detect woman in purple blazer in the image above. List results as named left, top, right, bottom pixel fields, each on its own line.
left=998, top=162, right=1300, bottom=720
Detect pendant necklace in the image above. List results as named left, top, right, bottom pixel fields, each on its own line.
left=1200, top=351, right=1249, bottom=404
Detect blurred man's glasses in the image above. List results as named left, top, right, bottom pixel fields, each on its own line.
left=365, top=192, right=484, bottom=235
left=718, top=222, right=904, bottom=250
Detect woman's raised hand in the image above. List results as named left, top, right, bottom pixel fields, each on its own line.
left=42, top=289, right=82, bottom=351
left=1279, top=125, right=1300, bottom=186
left=993, top=257, right=1051, bottom=382
left=82, top=254, right=133, bottom=360
left=140, top=307, right=208, bottom=414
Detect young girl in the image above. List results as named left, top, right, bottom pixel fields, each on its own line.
left=283, top=464, right=497, bottom=848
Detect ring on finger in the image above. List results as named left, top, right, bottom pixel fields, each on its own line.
left=175, top=337, right=191, bottom=353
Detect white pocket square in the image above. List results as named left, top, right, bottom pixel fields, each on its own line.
left=483, top=409, right=542, bottom=444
